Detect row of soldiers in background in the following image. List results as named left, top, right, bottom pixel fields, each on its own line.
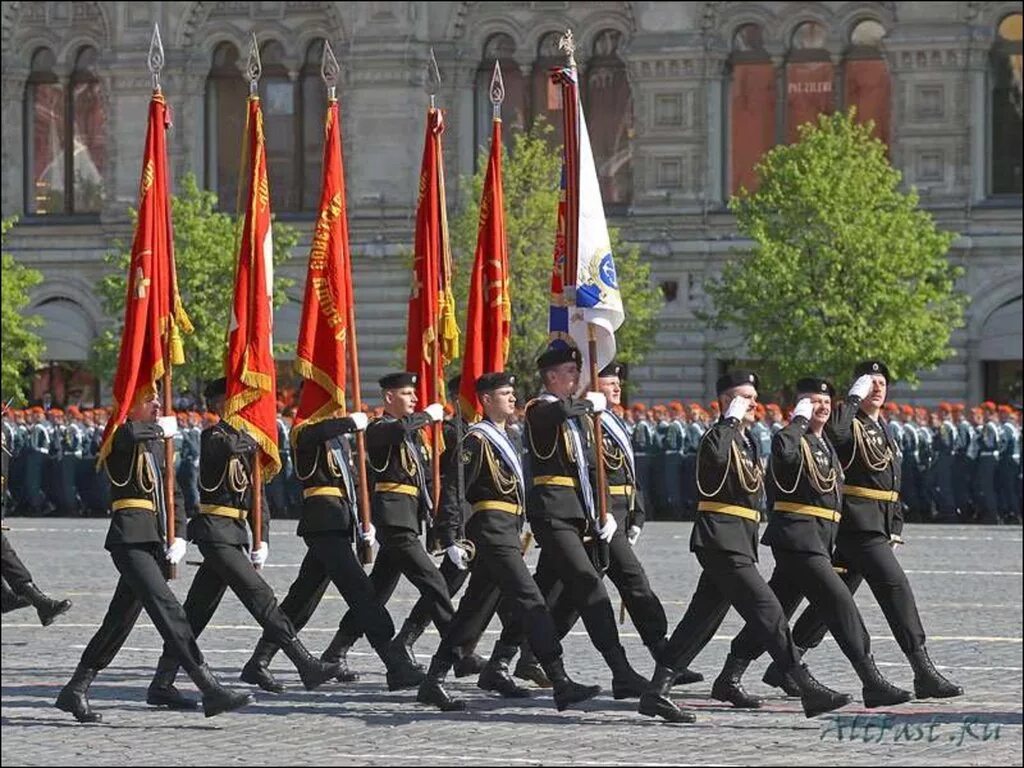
left=625, top=399, right=1022, bottom=526
left=3, top=397, right=1020, bottom=526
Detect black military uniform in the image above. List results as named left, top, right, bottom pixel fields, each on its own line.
left=714, top=378, right=910, bottom=710
left=638, top=370, right=852, bottom=724
left=239, top=412, right=422, bottom=692
left=56, top=409, right=251, bottom=722
left=147, top=379, right=340, bottom=706
left=525, top=346, right=647, bottom=699
left=416, top=372, right=601, bottom=712
left=321, top=372, right=455, bottom=672
left=771, top=362, right=963, bottom=701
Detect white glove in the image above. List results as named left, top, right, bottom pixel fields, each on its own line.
left=849, top=375, right=873, bottom=400
left=584, top=392, right=607, bottom=413
left=596, top=515, right=618, bottom=543
left=725, top=396, right=751, bottom=422
left=250, top=542, right=269, bottom=568
left=446, top=543, right=470, bottom=570
left=890, top=533, right=903, bottom=551
left=157, top=415, right=179, bottom=438
left=164, top=537, right=187, bottom=565
left=627, top=525, right=642, bottom=546
left=793, top=398, right=814, bottom=421
left=357, top=522, right=377, bottom=549
left=424, top=403, right=445, bottom=423
left=349, top=412, right=369, bottom=432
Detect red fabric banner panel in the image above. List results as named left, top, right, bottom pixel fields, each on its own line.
left=730, top=62, right=777, bottom=194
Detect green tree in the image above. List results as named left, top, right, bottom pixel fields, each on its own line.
left=449, top=122, right=663, bottom=394
left=1, top=216, right=44, bottom=402
left=703, top=110, right=967, bottom=391
left=91, top=173, right=298, bottom=399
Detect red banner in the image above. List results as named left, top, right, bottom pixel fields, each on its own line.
left=293, top=98, right=353, bottom=431
left=844, top=59, right=891, bottom=146
left=730, top=62, right=777, bottom=193
left=459, top=116, right=510, bottom=418
left=98, top=90, right=191, bottom=466
left=224, top=95, right=280, bottom=478
left=785, top=61, right=834, bottom=143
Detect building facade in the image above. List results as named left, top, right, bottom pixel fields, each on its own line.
left=1, top=1, right=1021, bottom=406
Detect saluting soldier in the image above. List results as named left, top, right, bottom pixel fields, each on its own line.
left=767, top=362, right=963, bottom=702
left=144, top=377, right=340, bottom=709
left=55, top=386, right=252, bottom=722
left=637, top=370, right=851, bottom=724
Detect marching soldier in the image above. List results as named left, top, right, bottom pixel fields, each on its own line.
left=145, top=377, right=340, bottom=708
left=55, top=386, right=252, bottom=722
left=975, top=402, right=1002, bottom=524
left=932, top=404, right=958, bottom=522
left=708, top=377, right=910, bottom=711
left=915, top=407, right=935, bottom=520
left=952, top=404, right=975, bottom=518
left=637, top=370, right=851, bottom=724
left=766, top=362, right=963, bottom=702
left=525, top=346, right=648, bottom=699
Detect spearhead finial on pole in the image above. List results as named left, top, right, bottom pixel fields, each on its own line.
left=148, top=22, right=165, bottom=91
left=558, top=28, right=577, bottom=68
left=246, top=31, right=262, bottom=95
left=489, top=59, right=505, bottom=119
left=426, top=47, right=442, bottom=109
left=321, top=39, right=340, bottom=100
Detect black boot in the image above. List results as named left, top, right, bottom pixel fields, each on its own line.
left=513, top=643, right=553, bottom=688
left=189, top=664, right=254, bottom=718
left=146, top=657, right=198, bottom=710
left=711, top=653, right=762, bottom=709
left=17, top=582, right=72, bottom=627
left=853, top=654, right=913, bottom=708
left=321, top=631, right=359, bottom=683
left=382, top=640, right=427, bottom=690
left=281, top=637, right=342, bottom=691
left=603, top=645, right=649, bottom=700
left=239, top=638, right=285, bottom=694
left=907, top=647, right=963, bottom=699
left=637, top=664, right=697, bottom=723
left=542, top=656, right=601, bottom=712
left=55, top=665, right=102, bottom=723
left=392, top=617, right=428, bottom=674
left=763, top=655, right=802, bottom=697
left=649, top=638, right=703, bottom=686
left=453, top=651, right=487, bottom=678
left=477, top=642, right=531, bottom=698
left=1, top=582, right=31, bottom=613
left=416, top=658, right=466, bottom=711
left=788, top=663, right=853, bottom=718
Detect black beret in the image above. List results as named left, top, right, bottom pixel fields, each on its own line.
left=204, top=377, right=227, bottom=400
left=853, top=360, right=890, bottom=383
left=598, top=362, right=624, bottom=379
left=476, top=372, right=516, bottom=393
left=379, top=371, right=418, bottom=390
left=795, top=377, right=835, bottom=398
left=537, top=345, right=582, bottom=371
left=716, top=370, right=759, bottom=395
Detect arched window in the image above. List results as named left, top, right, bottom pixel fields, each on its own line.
left=475, top=33, right=525, bottom=156
left=584, top=29, right=632, bottom=205
left=532, top=32, right=565, bottom=146
left=991, top=13, right=1023, bottom=195
left=205, top=42, right=247, bottom=212
left=258, top=40, right=299, bottom=212
left=300, top=39, right=328, bottom=210
left=785, top=21, right=834, bottom=143
left=728, top=24, right=775, bottom=193
left=843, top=19, right=890, bottom=145
left=23, top=45, right=107, bottom=215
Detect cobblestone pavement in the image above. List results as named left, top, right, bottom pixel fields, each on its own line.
left=2, top=520, right=1021, bottom=766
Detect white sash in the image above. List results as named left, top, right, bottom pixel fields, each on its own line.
left=468, top=420, right=525, bottom=502
left=600, top=411, right=635, bottom=481
left=538, top=392, right=595, bottom=521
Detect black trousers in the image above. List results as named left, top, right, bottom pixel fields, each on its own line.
left=790, top=531, right=926, bottom=655
left=661, top=548, right=801, bottom=671
left=263, top=532, right=395, bottom=656
left=546, top=523, right=667, bottom=649
left=1, top=532, right=34, bottom=589
left=335, top=526, right=454, bottom=643
left=730, top=549, right=870, bottom=663
left=975, top=455, right=1000, bottom=523
left=79, top=544, right=205, bottom=676
left=157, top=541, right=296, bottom=665
left=438, top=542, right=562, bottom=665
left=530, top=518, right=622, bottom=658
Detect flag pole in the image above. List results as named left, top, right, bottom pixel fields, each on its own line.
left=149, top=23, right=178, bottom=580
left=427, top=48, right=444, bottom=517
left=322, top=42, right=374, bottom=566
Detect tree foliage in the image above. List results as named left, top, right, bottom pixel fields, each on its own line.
left=1, top=217, right=45, bottom=403
left=91, top=173, right=298, bottom=400
left=703, top=110, right=967, bottom=391
left=449, top=121, right=663, bottom=394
